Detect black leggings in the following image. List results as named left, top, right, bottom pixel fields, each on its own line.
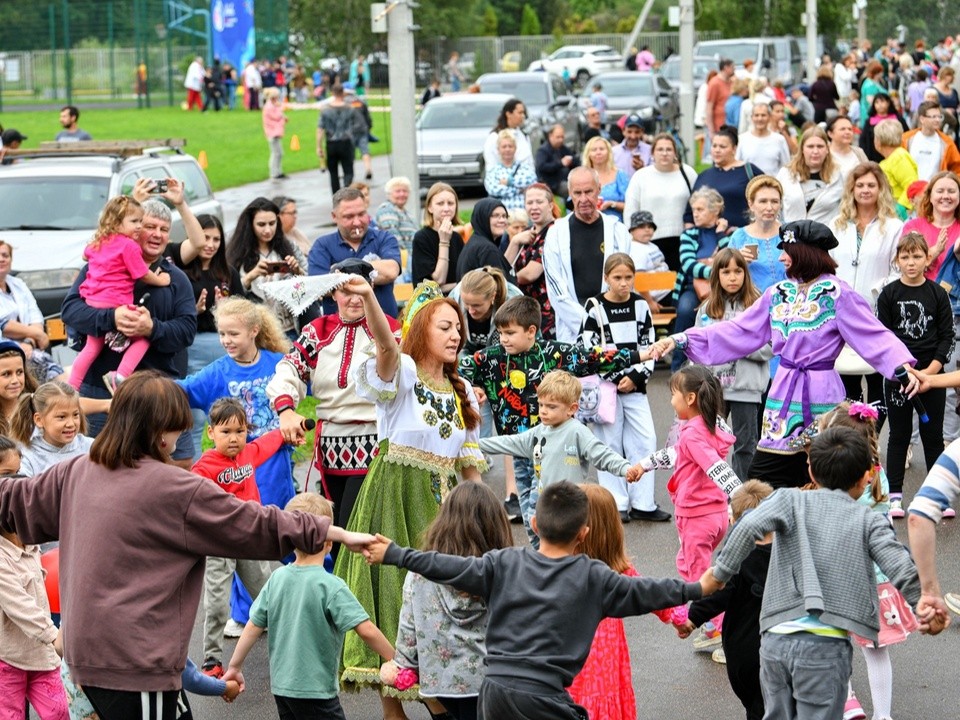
left=884, top=379, right=946, bottom=494
left=323, top=470, right=365, bottom=561
left=325, top=139, right=354, bottom=194
left=435, top=696, right=479, bottom=720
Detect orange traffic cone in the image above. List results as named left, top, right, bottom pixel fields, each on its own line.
left=290, top=134, right=301, bottom=151
left=198, top=150, right=208, bottom=169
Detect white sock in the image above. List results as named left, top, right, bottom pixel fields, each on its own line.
left=860, top=645, right=893, bottom=719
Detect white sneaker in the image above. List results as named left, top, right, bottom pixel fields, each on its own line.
left=711, top=647, right=727, bottom=664
left=889, top=498, right=905, bottom=519
left=223, top=619, right=244, bottom=638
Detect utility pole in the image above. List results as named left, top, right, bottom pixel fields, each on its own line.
left=804, top=0, right=817, bottom=82
left=855, top=0, right=868, bottom=49
left=375, top=1, right=419, bottom=200
left=678, top=0, right=695, bottom=164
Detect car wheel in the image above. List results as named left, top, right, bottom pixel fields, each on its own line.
left=576, top=69, right=590, bottom=87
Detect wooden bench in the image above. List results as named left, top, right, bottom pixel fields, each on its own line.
left=634, top=271, right=677, bottom=328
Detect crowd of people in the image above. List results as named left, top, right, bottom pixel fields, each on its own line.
left=7, top=36, right=960, bottom=720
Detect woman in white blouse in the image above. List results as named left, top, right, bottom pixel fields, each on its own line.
left=623, top=133, right=698, bottom=271
left=830, top=161, right=904, bottom=417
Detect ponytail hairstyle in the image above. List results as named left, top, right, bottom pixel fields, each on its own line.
left=400, top=297, right=480, bottom=431
left=817, top=400, right=884, bottom=503
left=704, top=247, right=759, bottom=320
left=669, top=363, right=725, bottom=433
left=213, top=296, right=290, bottom=353
left=10, top=380, right=86, bottom=446
left=459, top=266, right=508, bottom=314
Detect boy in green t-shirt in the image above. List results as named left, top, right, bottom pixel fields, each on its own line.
left=225, top=493, right=394, bottom=718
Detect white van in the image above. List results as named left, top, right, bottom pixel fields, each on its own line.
left=694, top=37, right=804, bottom=86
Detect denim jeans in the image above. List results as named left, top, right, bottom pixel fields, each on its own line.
left=185, top=331, right=226, bottom=461
left=759, top=633, right=851, bottom=720
left=672, top=287, right=700, bottom=371
left=513, top=457, right=538, bottom=548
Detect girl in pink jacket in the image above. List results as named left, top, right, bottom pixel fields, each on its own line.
left=262, top=87, right=287, bottom=179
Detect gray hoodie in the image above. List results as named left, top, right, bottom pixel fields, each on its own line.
left=19, top=430, right=94, bottom=477
left=395, top=571, right=488, bottom=697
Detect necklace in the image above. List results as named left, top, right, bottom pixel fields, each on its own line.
left=235, top=349, right=260, bottom=366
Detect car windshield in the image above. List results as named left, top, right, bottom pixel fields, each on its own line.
left=418, top=102, right=501, bottom=129
left=697, top=43, right=759, bottom=65
left=599, top=76, right=655, bottom=97
left=479, top=81, right=549, bottom=106
left=0, top=176, right=110, bottom=231
left=591, top=48, right=620, bottom=59
left=662, top=59, right=713, bottom=82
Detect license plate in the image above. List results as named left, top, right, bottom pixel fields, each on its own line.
left=429, top=166, right=465, bottom=176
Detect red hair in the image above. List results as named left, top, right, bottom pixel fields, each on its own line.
left=400, top=298, right=480, bottom=430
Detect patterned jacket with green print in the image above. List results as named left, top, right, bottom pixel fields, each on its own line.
left=458, top=340, right=640, bottom=437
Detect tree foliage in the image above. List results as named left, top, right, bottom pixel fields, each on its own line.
left=520, top=4, right=542, bottom=35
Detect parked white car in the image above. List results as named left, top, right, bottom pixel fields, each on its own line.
left=528, top=45, right=623, bottom=86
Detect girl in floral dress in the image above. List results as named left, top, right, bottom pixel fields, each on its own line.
left=382, top=482, right=513, bottom=720
left=334, top=279, right=487, bottom=720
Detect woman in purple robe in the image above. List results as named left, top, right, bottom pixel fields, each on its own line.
left=651, top=219, right=918, bottom=489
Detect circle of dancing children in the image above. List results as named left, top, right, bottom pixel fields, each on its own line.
left=68, top=196, right=172, bottom=394
left=381, top=481, right=514, bottom=720
left=694, top=247, right=771, bottom=482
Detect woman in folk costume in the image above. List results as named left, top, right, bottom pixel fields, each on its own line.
left=333, top=279, right=486, bottom=720
left=268, top=259, right=401, bottom=549
left=651, top=220, right=919, bottom=490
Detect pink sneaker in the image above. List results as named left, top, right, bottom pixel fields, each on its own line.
left=944, top=507, right=956, bottom=519
left=843, top=696, right=867, bottom=720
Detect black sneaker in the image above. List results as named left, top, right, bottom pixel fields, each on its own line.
left=504, top=494, right=522, bottom=524
left=619, top=510, right=631, bottom=523
left=629, top=507, right=672, bottom=522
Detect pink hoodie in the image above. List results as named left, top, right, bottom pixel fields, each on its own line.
left=667, top=414, right=736, bottom=518
left=262, top=101, right=286, bottom=139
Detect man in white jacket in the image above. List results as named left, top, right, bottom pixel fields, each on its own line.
left=543, top=167, right=631, bottom=342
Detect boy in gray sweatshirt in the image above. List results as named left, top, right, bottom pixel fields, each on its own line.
left=478, top=371, right=641, bottom=547
left=706, top=427, right=922, bottom=720
left=365, top=481, right=715, bottom=720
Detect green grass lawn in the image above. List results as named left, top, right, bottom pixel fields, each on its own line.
left=0, top=104, right=394, bottom=191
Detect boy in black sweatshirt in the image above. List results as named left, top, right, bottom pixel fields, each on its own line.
left=364, top=481, right=717, bottom=720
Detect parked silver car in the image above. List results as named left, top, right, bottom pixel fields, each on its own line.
left=0, top=141, right=222, bottom=317
left=416, top=93, right=512, bottom=189
left=586, top=71, right=680, bottom=130
left=476, top=72, right=581, bottom=153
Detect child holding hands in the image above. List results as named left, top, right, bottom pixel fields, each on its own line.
left=478, top=370, right=643, bottom=546
left=227, top=493, right=395, bottom=720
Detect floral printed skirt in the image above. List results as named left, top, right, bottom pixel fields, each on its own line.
left=335, top=440, right=455, bottom=691
left=851, top=581, right=918, bottom=648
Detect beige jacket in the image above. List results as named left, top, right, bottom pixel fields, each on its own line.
left=0, top=535, right=59, bottom=671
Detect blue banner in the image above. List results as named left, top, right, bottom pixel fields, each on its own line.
left=211, top=0, right=256, bottom=69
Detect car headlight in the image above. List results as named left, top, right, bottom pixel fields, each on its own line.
left=15, top=269, right=80, bottom=291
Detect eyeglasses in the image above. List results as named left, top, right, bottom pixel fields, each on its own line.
left=924, top=114, right=944, bottom=120
left=490, top=212, right=509, bottom=220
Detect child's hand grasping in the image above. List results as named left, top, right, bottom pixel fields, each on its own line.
left=222, top=679, right=241, bottom=702
left=675, top=619, right=696, bottom=639
left=364, top=533, right=393, bottom=564
left=625, top=464, right=645, bottom=483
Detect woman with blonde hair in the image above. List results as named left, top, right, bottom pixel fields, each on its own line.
left=411, top=182, right=464, bottom=290
left=484, top=130, right=536, bottom=212
left=777, top=126, right=845, bottom=223
left=583, top=135, right=630, bottom=221
left=375, top=177, right=418, bottom=278
left=829, top=162, right=903, bottom=421
left=728, top=175, right=787, bottom=291
left=449, top=266, right=521, bottom=357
